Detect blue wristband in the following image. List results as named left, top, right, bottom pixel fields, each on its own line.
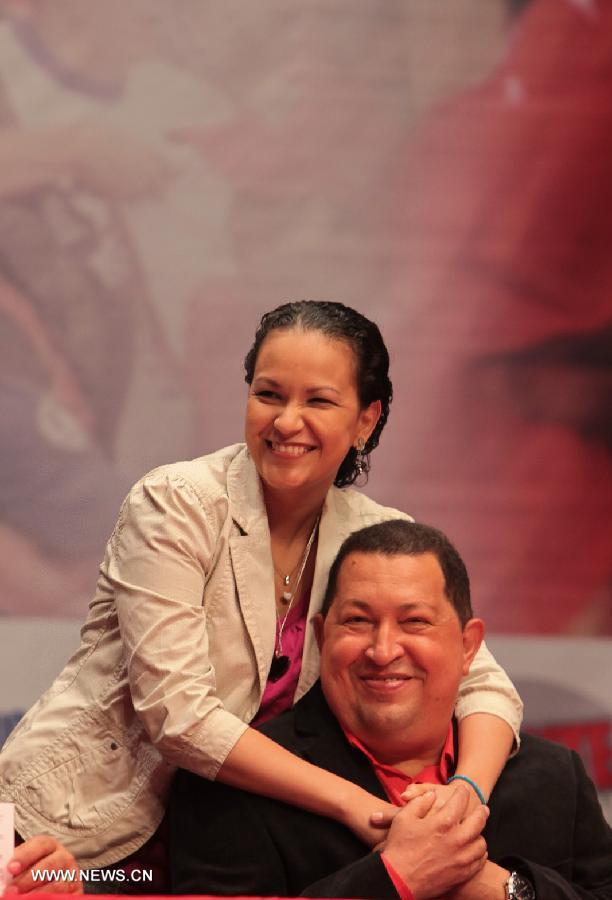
left=447, top=774, right=487, bottom=805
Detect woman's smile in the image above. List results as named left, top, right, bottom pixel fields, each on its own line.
left=266, top=440, right=316, bottom=458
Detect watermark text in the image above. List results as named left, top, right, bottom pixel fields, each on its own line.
left=32, top=868, right=153, bottom=885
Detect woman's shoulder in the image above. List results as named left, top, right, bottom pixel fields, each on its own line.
left=113, top=444, right=248, bottom=534
left=108, top=445, right=250, bottom=553
left=329, top=483, right=414, bottom=526
left=133, top=443, right=246, bottom=501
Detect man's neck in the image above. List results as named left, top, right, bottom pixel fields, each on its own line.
left=342, top=724, right=456, bottom=808
left=349, top=727, right=452, bottom=777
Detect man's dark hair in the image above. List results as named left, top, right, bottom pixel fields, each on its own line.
left=321, top=520, right=473, bottom=625
left=244, top=300, right=392, bottom=487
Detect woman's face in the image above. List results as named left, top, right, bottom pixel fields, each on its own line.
left=245, top=328, right=380, bottom=501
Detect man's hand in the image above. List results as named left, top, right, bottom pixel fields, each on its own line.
left=444, top=860, right=510, bottom=899
left=402, top=781, right=484, bottom=817
left=382, top=784, right=489, bottom=900
left=3, top=836, right=82, bottom=894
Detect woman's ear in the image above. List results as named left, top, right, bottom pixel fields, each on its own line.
left=359, top=399, right=382, bottom=444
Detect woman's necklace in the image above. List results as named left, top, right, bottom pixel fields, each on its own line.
left=273, top=556, right=303, bottom=604
left=269, top=516, right=320, bottom=683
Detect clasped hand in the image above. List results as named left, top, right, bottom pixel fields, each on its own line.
left=371, top=783, right=491, bottom=900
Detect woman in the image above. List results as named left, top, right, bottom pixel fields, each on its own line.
left=0, top=301, right=522, bottom=887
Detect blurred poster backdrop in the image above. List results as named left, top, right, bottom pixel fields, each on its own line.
left=0, top=0, right=610, bottom=816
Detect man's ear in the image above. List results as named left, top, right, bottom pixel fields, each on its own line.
left=461, top=618, right=484, bottom=676
left=312, top=613, right=325, bottom=651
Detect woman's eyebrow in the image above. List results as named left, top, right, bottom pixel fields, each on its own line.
left=306, top=385, right=341, bottom=395
left=253, top=376, right=341, bottom=395
left=252, top=376, right=280, bottom=386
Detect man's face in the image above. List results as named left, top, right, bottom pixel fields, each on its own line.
left=315, top=551, right=483, bottom=763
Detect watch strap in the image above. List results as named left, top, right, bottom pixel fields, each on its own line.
left=505, top=870, right=535, bottom=899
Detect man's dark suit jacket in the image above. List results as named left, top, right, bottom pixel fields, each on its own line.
left=170, top=682, right=612, bottom=899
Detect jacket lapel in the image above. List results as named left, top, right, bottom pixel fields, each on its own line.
left=227, top=448, right=276, bottom=696
left=297, top=488, right=357, bottom=698
left=293, top=683, right=388, bottom=801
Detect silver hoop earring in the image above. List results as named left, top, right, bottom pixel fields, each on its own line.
left=355, top=437, right=366, bottom=476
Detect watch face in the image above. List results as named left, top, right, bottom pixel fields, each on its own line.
left=507, top=871, right=536, bottom=900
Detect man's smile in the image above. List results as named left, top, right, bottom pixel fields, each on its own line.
left=357, top=672, right=420, bottom=695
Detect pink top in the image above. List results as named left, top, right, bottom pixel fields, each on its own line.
left=252, top=589, right=310, bottom=726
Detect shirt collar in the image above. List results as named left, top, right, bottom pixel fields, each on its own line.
left=342, top=723, right=455, bottom=803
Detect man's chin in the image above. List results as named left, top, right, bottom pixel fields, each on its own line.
left=355, top=706, right=417, bottom=740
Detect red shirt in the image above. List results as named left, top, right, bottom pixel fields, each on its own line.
left=344, top=725, right=455, bottom=900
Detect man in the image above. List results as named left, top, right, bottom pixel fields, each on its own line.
left=170, top=520, right=612, bottom=899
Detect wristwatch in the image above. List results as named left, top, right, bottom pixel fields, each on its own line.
left=505, top=871, right=535, bottom=899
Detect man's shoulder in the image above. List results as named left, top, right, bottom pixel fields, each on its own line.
left=257, top=682, right=335, bottom=753
left=173, top=684, right=336, bottom=806
left=494, top=730, right=588, bottom=804
left=171, top=685, right=351, bottom=848
left=510, top=731, right=577, bottom=768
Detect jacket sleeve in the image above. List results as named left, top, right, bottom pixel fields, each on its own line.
left=106, top=468, right=248, bottom=778
left=170, top=770, right=290, bottom=896
left=170, top=769, right=398, bottom=899
left=300, top=854, right=399, bottom=899
left=498, top=750, right=612, bottom=900
left=454, top=641, right=524, bottom=747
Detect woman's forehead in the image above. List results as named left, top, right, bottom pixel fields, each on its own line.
left=254, top=328, right=357, bottom=379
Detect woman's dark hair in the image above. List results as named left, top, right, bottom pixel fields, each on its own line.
left=244, top=300, right=392, bottom=487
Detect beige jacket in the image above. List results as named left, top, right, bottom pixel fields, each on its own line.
left=0, top=444, right=522, bottom=867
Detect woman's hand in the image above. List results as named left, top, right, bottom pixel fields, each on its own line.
left=402, top=782, right=484, bottom=818
left=4, top=836, right=82, bottom=894
left=341, top=786, right=400, bottom=846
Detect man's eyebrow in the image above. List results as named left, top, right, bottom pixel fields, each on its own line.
left=339, top=599, right=435, bottom=611
left=339, top=599, right=371, bottom=610
left=396, top=601, right=435, bottom=611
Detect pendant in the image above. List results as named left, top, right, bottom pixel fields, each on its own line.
left=283, top=575, right=290, bottom=586
left=268, top=654, right=290, bottom=682
left=282, top=591, right=292, bottom=603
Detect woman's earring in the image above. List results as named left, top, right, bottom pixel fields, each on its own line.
left=355, top=437, right=366, bottom=475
